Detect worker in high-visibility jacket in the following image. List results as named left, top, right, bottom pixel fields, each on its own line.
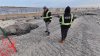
left=59, top=6, right=75, bottom=43
left=42, top=6, right=52, bottom=36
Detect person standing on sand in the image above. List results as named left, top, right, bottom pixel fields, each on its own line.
left=42, top=6, right=52, bottom=36
left=59, top=6, right=75, bottom=43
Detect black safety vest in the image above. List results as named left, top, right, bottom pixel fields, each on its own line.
left=43, top=11, right=52, bottom=19
left=60, top=14, right=73, bottom=25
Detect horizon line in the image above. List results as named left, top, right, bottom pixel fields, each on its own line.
left=0, top=6, right=99, bottom=8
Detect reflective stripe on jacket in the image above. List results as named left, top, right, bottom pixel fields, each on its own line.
left=60, top=14, right=73, bottom=25
left=43, top=11, right=52, bottom=19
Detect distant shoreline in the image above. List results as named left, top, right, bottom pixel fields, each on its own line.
left=0, top=7, right=42, bottom=15
left=0, top=6, right=99, bottom=20
left=0, top=12, right=42, bottom=20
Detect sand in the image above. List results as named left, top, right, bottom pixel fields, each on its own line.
left=0, top=9, right=100, bottom=56
left=0, top=20, right=17, bottom=28
left=0, top=12, right=42, bottom=20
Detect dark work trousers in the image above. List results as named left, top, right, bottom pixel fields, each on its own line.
left=61, top=26, right=70, bottom=41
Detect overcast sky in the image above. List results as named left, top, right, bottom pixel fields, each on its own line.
left=0, top=0, right=100, bottom=7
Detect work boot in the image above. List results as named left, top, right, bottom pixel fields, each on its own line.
left=47, top=32, right=50, bottom=36
left=45, top=31, right=48, bottom=32
left=59, top=40, right=64, bottom=44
